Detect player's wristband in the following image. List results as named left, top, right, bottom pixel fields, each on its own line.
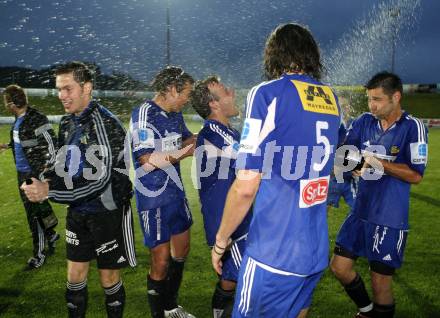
left=215, top=242, right=226, bottom=249
left=213, top=246, right=225, bottom=255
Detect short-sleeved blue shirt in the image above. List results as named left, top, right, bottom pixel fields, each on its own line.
left=196, top=119, right=252, bottom=246
left=237, top=74, right=341, bottom=275
left=345, top=112, right=428, bottom=229
left=131, top=100, right=192, bottom=210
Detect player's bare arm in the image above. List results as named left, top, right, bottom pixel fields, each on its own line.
left=212, top=170, right=261, bottom=274
left=139, top=139, right=195, bottom=172
left=363, top=155, right=422, bottom=184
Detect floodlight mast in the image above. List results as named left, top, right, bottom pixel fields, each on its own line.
left=166, top=0, right=171, bottom=66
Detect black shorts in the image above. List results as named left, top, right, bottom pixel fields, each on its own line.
left=66, top=202, right=137, bottom=269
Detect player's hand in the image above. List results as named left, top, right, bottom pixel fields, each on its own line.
left=0, top=143, right=9, bottom=153
left=352, top=170, right=361, bottom=177
left=20, top=178, right=49, bottom=202
left=364, top=154, right=381, bottom=167
left=354, top=154, right=383, bottom=178
left=181, top=135, right=197, bottom=157
left=211, top=238, right=231, bottom=275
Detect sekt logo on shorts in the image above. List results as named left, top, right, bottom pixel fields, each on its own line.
left=299, top=176, right=329, bottom=208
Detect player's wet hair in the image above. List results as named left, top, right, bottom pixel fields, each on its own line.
left=151, top=66, right=194, bottom=95
left=3, top=84, right=28, bottom=108
left=190, top=75, right=220, bottom=119
left=365, top=71, right=403, bottom=97
left=264, top=23, right=322, bottom=80
left=55, top=61, right=93, bottom=86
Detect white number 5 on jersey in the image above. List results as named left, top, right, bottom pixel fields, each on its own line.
left=313, top=121, right=330, bottom=172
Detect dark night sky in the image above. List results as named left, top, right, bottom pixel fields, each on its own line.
left=0, top=0, right=439, bottom=87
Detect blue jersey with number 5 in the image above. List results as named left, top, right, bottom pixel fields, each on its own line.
left=236, top=74, right=341, bottom=275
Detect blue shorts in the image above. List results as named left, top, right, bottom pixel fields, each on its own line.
left=220, top=235, right=247, bottom=282
left=138, top=198, right=193, bottom=248
left=233, top=255, right=323, bottom=317
left=336, top=214, right=408, bottom=269
left=327, top=175, right=357, bottom=209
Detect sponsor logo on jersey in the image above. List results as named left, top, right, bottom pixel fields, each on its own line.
left=239, top=118, right=262, bottom=154
left=410, top=142, right=427, bottom=164
left=161, top=134, right=182, bottom=152
left=299, top=176, right=330, bottom=208
left=241, top=122, right=250, bottom=140
left=138, top=128, right=154, bottom=148
left=291, top=80, right=339, bottom=116
left=418, top=143, right=427, bottom=156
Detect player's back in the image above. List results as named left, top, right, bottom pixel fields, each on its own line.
left=238, top=74, right=341, bottom=275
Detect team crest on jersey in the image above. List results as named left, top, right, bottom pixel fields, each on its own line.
left=390, top=145, right=400, bottom=155
left=299, top=176, right=329, bottom=208
left=80, top=132, right=89, bottom=145
left=410, top=142, right=427, bottom=164
left=291, top=80, right=339, bottom=116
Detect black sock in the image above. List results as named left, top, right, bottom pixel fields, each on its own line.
left=373, top=303, right=395, bottom=318
left=66, top=280, right=88, bottom=318
left=104, top=281, right=125, bottom=318
left=212, top=282, right=235, bottom=318
left=344, top=274, right=373, bottom=314
left=164, top=257, right=185, bottom=310
left=147, top=275, right=166, bottom=318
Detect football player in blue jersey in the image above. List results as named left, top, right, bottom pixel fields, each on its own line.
left=130, top=66, right=196, bottom=318
left=212, top=23, right=341, bottom=318
left=330, top=72, right=428, bottom=318
left=328, top=96, right=358, bottom=210
left=191, top=76, right=253, bottom=318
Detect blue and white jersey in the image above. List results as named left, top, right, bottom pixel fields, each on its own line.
left=131, top=100, right=193, bottom=210
left=13, top=115, right=32, bottom=173
left=196, top=119, right=252, bottom=246
left=345, top=112, right=428, bottom=230
left=237, top=74, right=341, bottom=275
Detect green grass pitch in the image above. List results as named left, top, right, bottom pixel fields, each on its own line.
left=0, top=121, right=439, bottom=317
